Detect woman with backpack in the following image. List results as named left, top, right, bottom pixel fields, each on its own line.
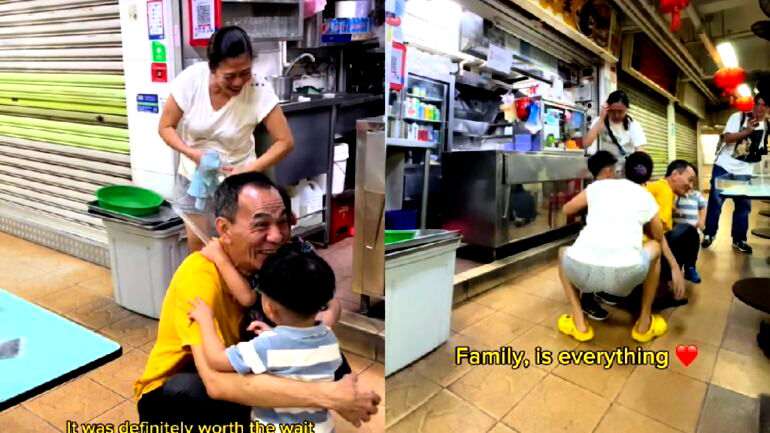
left=702, top=92, right=769, bottom=254
left=585, top=90, right=647, bottom=173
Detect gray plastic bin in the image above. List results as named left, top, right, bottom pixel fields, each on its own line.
left=103, top=219, right=189, bottom=319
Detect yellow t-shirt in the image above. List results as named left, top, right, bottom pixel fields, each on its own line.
left=646, top=178, right=675, bottom=233
left=133, top=253, right=244, bottom=400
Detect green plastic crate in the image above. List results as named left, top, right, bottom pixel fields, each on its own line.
left=385, top=230, right=418, bottom=245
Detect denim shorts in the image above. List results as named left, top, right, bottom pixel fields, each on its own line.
left=562, top=248, right=652, bottom=297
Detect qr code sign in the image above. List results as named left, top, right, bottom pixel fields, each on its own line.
left=196, top=3, right=211, bottom=27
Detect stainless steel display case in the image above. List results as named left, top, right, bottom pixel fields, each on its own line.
left=352, top=117, right=385, bottom=297
left=441, top=150, right=590, bottom=251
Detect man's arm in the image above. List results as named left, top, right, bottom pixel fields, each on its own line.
left=190, top=346, right=380, bottom=426
left=723, top=115, right=758, bottom=144
left=646, top=214, right=685, bottom=298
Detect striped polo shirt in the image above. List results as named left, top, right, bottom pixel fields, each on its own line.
left=673, top=190, right=706, bottom=228
left=225, top=323, right=342, bottom=433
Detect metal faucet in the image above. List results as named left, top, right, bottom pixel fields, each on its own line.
left=283, top=53, right=316, bottom=76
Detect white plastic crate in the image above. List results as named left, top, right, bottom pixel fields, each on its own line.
left=385, top=238, right=460, bottom=376
left=103, top=220, right=189, bottom=319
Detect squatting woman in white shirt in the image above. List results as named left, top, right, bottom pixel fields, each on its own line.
left=158, top=26, right=294, bottom=251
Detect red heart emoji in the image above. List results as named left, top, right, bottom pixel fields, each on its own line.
left=675, top=344, right=698, bottom=367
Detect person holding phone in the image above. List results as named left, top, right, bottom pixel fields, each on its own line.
left=702, top=93, right=769, bottom=254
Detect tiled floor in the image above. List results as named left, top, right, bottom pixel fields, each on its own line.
left=0, top=232, right=384, bottom=433
left=386, top=201, right=770, bottom=433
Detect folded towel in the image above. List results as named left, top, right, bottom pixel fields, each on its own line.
left=187, top=150, right=221, bottom=211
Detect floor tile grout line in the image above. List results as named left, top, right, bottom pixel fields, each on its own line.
left=611, top=400, right=689, bottom=433
left=383, top=385, right=444, bottom=430
left=493, top=365, right=551, bottom=429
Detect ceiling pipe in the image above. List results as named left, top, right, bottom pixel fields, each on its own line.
left=686, top=5, right=723, bottom=69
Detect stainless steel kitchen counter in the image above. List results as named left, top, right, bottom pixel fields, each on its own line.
left=441, top=150, right=589, bottom=253
left=280, top=94, right=383, bottom=113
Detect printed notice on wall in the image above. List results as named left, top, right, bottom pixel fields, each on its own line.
left=487, top=44, right=513, bottom=75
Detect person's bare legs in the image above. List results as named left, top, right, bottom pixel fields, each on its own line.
left=184, top=213, right=211, bottom=253
left=637, top=240, right=662, bottom=333
left=558, top=247, right=588, bottom=333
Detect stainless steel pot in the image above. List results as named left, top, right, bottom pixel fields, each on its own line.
left=269, top=76, right=294, bottom=102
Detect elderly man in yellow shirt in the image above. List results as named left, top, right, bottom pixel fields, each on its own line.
left=134, top=172, right=380, bottom=427
left=645, top=160, right=699, bottom=309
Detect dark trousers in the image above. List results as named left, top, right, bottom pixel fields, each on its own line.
left=137, top=371, right=251, bottom=426
left=137, top=355, right=352, bottom=425
left=661, top=224, right=700, bottom=280
left=704, top=164, right=752, bottom=242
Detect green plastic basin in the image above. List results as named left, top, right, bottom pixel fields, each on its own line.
left=95, top=185, right=164, bottom=217
left=385, top=230, right=418, bottom=245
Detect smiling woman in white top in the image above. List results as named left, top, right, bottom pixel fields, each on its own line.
left=159, top=26, right=294, bottom=252
left=585, top=90, right=647, bottom=172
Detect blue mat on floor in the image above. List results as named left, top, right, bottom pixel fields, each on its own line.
left=0, top=289, right=122, bottom=410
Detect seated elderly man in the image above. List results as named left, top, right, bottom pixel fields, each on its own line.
left=134, top=172, right=380, bottom=426
left=644, top=160, right=698, bottom=309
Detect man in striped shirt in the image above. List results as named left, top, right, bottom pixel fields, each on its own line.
left=673, top=189, right=707, bottom=283
left=189, top=243, right=341, bottom=432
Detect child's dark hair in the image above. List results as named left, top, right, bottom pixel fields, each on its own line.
left=625, top=151, right=653, bottom=184
left=207, top=26, right=253, bottom=71
left=259, top=244, right=335, bottom=317
left=587, top=150, right=617, bottom=178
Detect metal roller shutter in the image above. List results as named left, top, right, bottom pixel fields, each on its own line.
left=0, top=0, right=128, bottom=247
left=675, top=109, right=698, bottom=166
left=620, top=78, right=669, bottom=178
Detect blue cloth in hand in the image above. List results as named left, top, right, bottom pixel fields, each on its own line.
left=186, top=150, right=221, bottom=211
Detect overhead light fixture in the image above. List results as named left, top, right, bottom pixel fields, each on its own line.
left=716, top=42, right=739, bottom=68
left=737, top=84, right=752, bottom=97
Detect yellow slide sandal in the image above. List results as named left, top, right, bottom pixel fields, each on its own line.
left=558, top=314, right=594, bottom=342
left=631, top=314, right=668, bottom=343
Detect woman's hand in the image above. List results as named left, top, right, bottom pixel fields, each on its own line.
left=188, top=297, right=215, bottom=324
left=188, top=148, right=205, bottom=166
left=599, top=103, right=610, bottom=120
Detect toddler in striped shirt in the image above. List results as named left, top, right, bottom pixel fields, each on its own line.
left=189, top=243, right=341, bottom=432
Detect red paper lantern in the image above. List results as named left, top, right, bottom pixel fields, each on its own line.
left=714, top=67, right=746, bottom=90
left=734, top=96, right=755, bottom=112
left=660, top=0, right=689, bottom=32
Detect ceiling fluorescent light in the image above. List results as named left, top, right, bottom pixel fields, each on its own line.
left=737, top=84, right=751, bottom=97
left=716, top=42, right=738, bottom=68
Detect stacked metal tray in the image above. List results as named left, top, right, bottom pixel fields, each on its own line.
left=385, top=229, right=462, bottom=254
left=87, top=200, right=182, bottom=231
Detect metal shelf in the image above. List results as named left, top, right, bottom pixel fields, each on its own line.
left=389, top=115, right=443, bottom=124
left=406, top=94, right=444, bottom=103
left=292, top=222, right=325, bottom=238
left=387, top=138, right=438, bottom=149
